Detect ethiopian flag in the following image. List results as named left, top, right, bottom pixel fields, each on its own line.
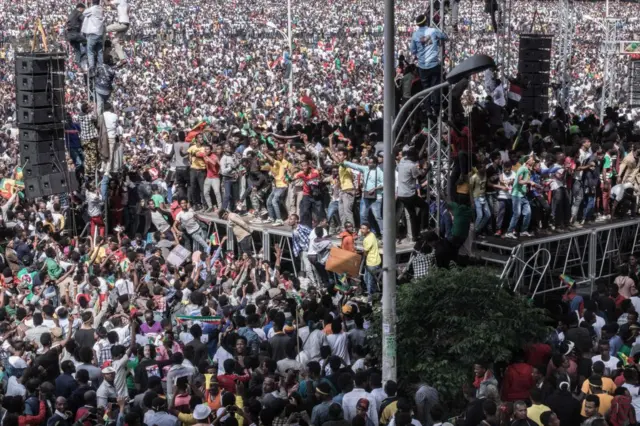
left=0, top=179, right=24, bottom=199
left=560, top=274, right=575, bottom=288
left=300, top=95, right=317, bottom=117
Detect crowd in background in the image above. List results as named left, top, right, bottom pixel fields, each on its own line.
left=0, top=0, right=637, bottom=425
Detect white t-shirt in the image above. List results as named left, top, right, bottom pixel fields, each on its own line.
left=611, top=183, right=634, bottom=200
left=623, top=383, right=640, bottom=418
left=176, top=210, right=200, bottom=234
left=6, top=376, right=26, bottom=397
left=150, top=210, right=171, bottom=233
left=113, top=0, right=130, bottom=24
left=103, top=111, right=119, bottom=138
left=591, top=354, right=621, bottom=377
left=327, top=332, right=351, bottom=366
left=115, top=278, right=134, bottom=296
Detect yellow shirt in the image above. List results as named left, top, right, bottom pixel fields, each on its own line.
left=380, top=400, right=398, bottom=425
left=338, top=165, right=354, bottom=191
left=363, top=233, right=381, bottom=266
left=187, top=145, right=206, bottom=169
left=581, top=377, right=617, bottom=395
left=272, top=159, right=291, bottom=188
left=527, top=404, right=551, bottom=426
left=580, top=393, right=613, bottom=417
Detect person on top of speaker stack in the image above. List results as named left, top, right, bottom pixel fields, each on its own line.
left=77, top=102, right=99, bottom=182
left=410, top=13, right=448, bottom=118
left=65, top=3, right=87, bottom=68
left=105, top=0, right=130, bottom=66
left=81, top=0, right=105, bottom=76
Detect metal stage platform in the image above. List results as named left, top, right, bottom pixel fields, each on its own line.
left=196, top=212, right=414, bottom=274
left=473, top=219, right=640, bottom=298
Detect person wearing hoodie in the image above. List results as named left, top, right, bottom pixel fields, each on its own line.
left=473, top=363, right=498, bottom=399
left=80, top=0, right=105, bottom=74
left=501, top=352, right=534, bottom=402
left=165, top=351, right=196, bottom=403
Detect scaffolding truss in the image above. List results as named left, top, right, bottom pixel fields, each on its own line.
left=474, top=219, right=640, bottom=297
left=601, top=17, right=619, bottom=122
left=557, top=0, right=575, bottom=109
left=424, top=0, right=451, bottom=235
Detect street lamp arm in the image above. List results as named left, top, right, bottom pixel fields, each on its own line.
left=392, top=82, right=450, bottom=137
left=393, top=91, right=437, bottom=147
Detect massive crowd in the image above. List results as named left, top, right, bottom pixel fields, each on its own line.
left=0, top=0, right=639, bottom=425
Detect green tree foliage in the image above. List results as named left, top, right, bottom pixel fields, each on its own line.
left=368, top=267, right=551, bottom=405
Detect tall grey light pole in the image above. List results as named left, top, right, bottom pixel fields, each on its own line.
left=287, top=0, right=294, bottom=112
left=267, top=20, right=294, bottom=113
left=381, top=0, right=397, bottom=384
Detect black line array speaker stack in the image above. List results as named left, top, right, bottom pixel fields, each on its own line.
left=517, top=34, right=553, bottom=116
left=630, top=60, right=640, bottom=108
left=15, top=52, right=77, bottom=199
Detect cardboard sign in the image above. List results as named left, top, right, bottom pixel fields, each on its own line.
left=166, top=245, right=191, bottom=267
left=325, top=247, right=362, bottom=278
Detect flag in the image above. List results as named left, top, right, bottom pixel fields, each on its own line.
left=185, top=121, right=207, bottom=142
left=0, top=179, right=23, bottom=199
left=300, top=96, right=317, bottom=117
left=210, top=232, right=220, bottom=246
left=508, top=83, right=522, bottom=102
left=334, top=274, right=351, bottom=293
left=560, top=274, right=575, bottom=288
left=13, top=167, right=23, bottom=181
left=176, top=315, right=222, bottom=325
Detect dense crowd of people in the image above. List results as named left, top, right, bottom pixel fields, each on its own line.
left=0, top=0, right=638, bottom=425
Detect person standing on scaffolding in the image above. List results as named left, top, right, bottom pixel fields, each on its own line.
left=410, top=13, right=448, bottom=118
left=81, top=0, right=105, bottom=76
left=485, top=0, right=501, bottom=34
left=106, top=0, right=129, bottom=65
left=65, top=3, right=87, bottom=67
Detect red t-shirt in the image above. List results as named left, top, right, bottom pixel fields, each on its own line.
left=294, top=170, right=320, bottom=196
left=205, top=153, right=220, bottom=179
left=450, top=126, right=470, bottom=157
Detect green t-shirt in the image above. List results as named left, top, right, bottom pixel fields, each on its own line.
left=511, top=166, right=530, bottom=198
left=45, top=258, right=64, bottom=280
left=449, top=202, right=473, bottom=239
left=127, top=357, right=139, bottom=390
left=603, top=154, right=616, bottom=179
left=151, top=194, right=165, bottom=207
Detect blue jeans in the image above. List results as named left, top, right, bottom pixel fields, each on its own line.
left=266, top=187, right=286, bottom=220
left=223, top=178, right=236, bottom=210
left=86, top=33, right=104, bottom=71
left=69, top=147, right=84, bottom=168
left=508, top=196, right=531, bottom=233
left=360, top=198, right=383, bottom=234
left=327, top=200, right=340, bottom=228
left=364, top=264, right=381, bottom=295
left=474, top=196, right=492, bottom=233
left=583, top=195, right=596, bottom=221
left=100, top=174, right=110, bottom=201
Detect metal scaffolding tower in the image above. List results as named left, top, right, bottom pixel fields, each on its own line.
left=557, top=0, right=575, bottom=109
left=425, top=0, right=451, bottom=234
left=601, top=17, right=618, bottom=123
